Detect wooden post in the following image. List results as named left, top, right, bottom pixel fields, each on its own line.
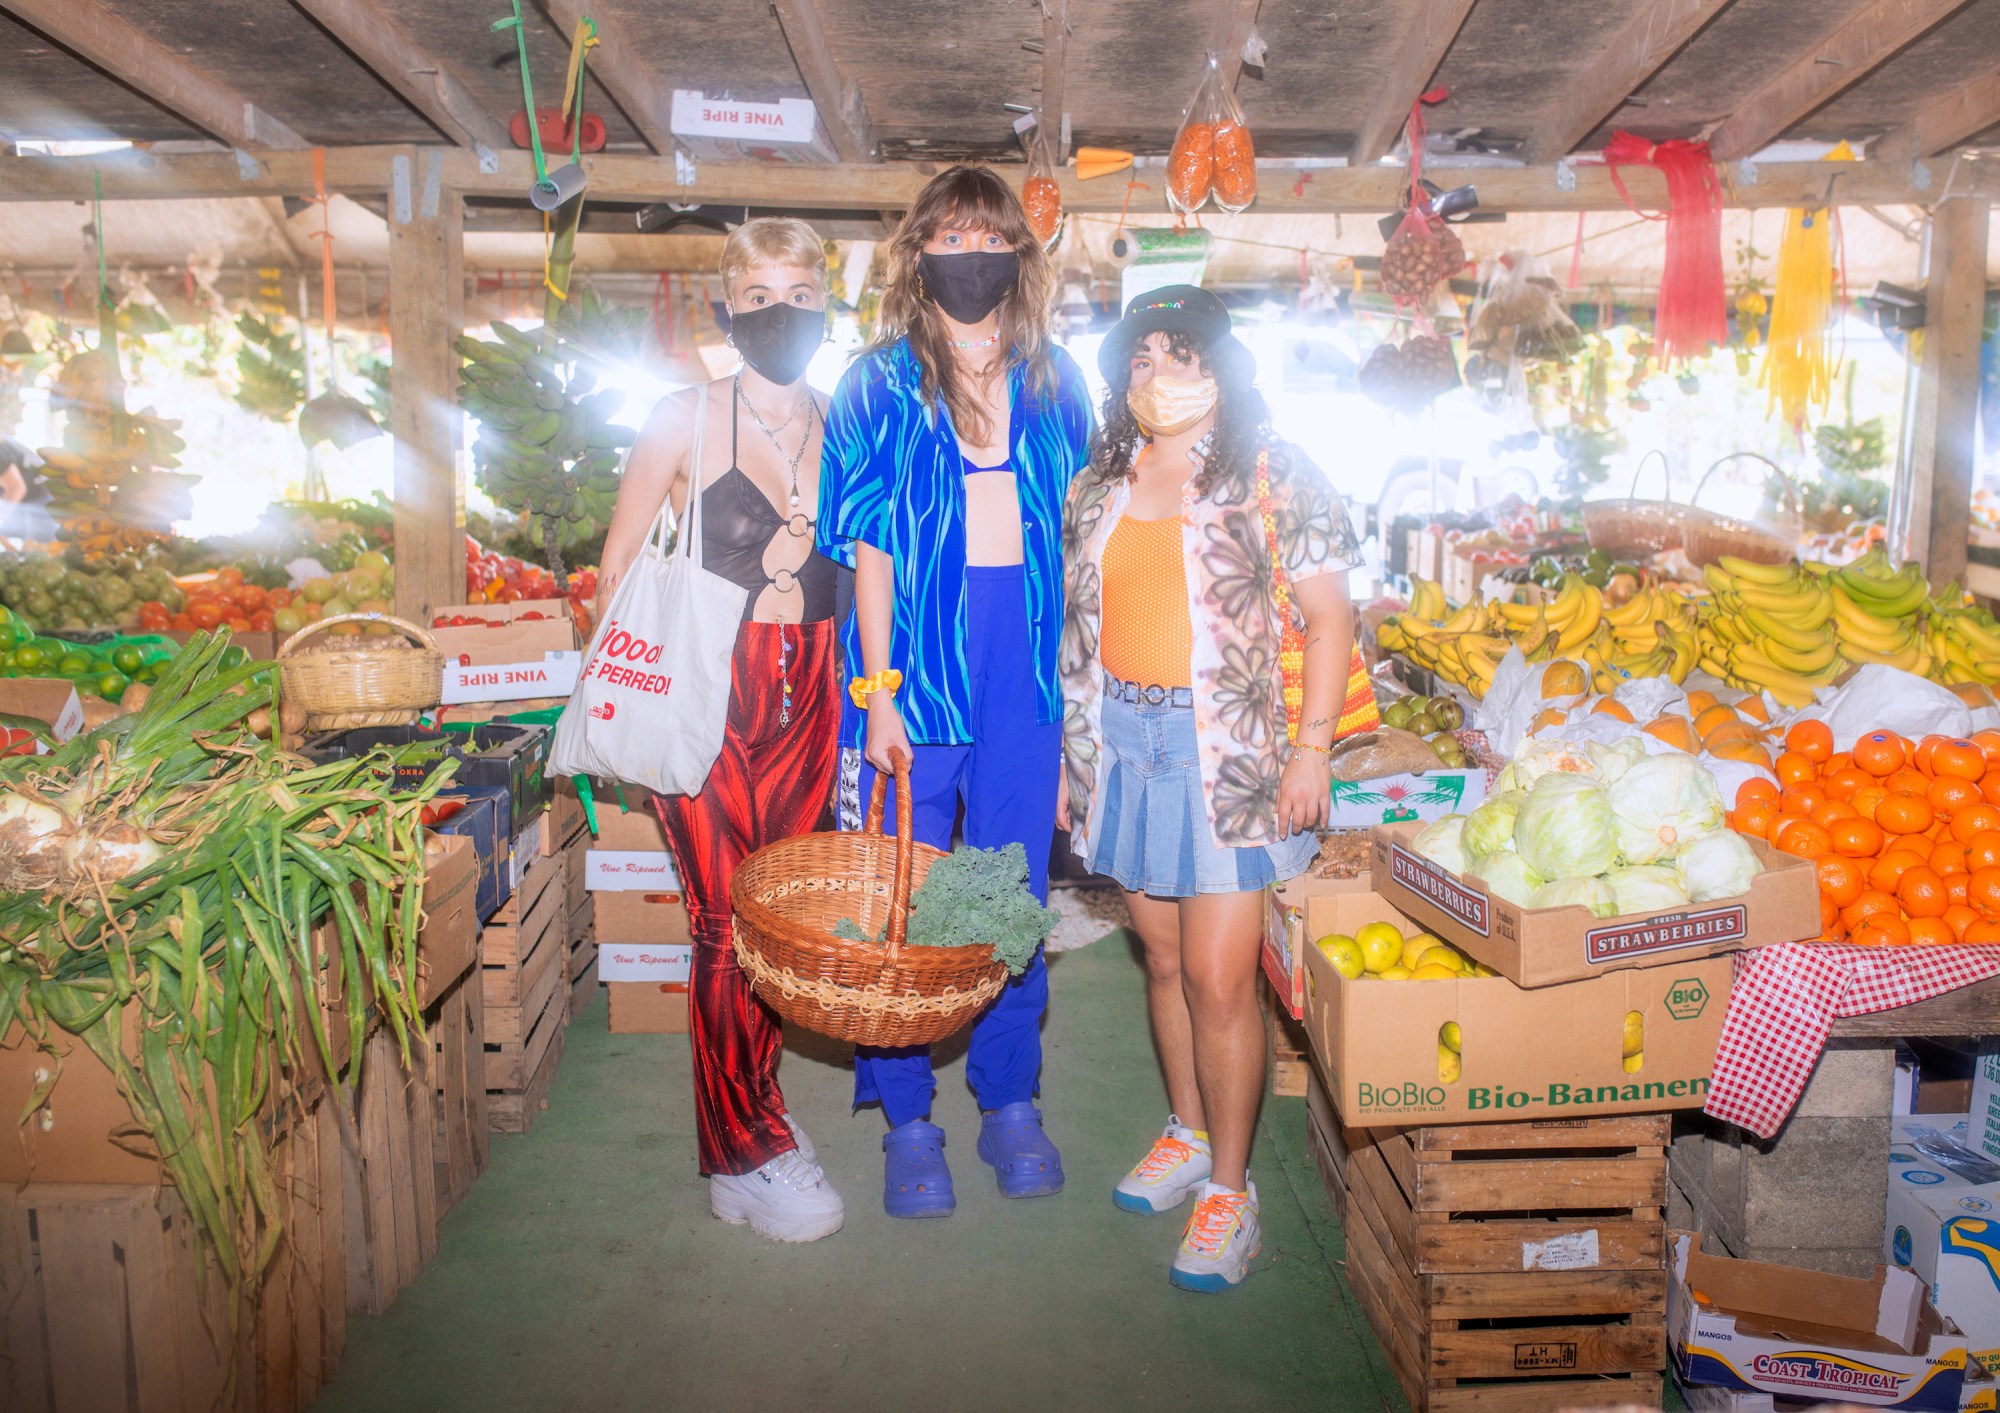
left=1892, top=194, right=1991, bottom=584
left=388, top=154, right=465, bottom=627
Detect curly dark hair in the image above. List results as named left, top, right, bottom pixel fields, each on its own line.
left=1088, top=328, right=1271, bottom=498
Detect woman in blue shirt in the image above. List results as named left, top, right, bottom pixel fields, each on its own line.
left=818, top=165, right=1092, bottom=1219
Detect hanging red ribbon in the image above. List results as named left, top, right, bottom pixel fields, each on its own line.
left=1405, top=86, right=1449, bottom=212
left=1600, top=131, right=1727, bottom=362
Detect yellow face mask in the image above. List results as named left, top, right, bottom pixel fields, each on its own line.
left=1126, top=373, right=1218, bottom=436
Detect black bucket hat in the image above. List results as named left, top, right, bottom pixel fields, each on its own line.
left=1097, top=283, right=1252, bottom=384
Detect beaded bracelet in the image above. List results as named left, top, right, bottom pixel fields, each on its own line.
left=848, top=668, right=904, bottom=710
left=1291, top=740, right=1334, bottom=762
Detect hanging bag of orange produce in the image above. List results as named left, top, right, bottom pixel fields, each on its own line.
left=1167, top=53, right=1256, bottom=216
left=1022, top=142, right=1063, bottom=248
left=1378, top=88, right=1465, bottom=302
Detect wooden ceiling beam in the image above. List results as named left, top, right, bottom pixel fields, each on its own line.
left=535, top=0, right=673, bottom=154
left=0, top=0, right=306, bottom=149
left=1874, top=63, right=2000, bottom=159
left=290, top=0, right=511, bottom=153
left=1039, top=0, right=1069, bottom=163
left=10, top=145, right=1994, bottom=212
left=770, top=0, right=877, bottom=163
left=1348, top=0, right=1480, bottom=167
left=1521, top=0, right=1736, bottom=164
left=1709, top=0, right=1977, bottom=160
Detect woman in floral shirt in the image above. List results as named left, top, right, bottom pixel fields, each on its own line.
left=1060, top=285, right=1360, bottom=1292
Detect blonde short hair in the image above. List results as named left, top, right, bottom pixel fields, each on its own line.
left=719, top=217, right=827, bottom=296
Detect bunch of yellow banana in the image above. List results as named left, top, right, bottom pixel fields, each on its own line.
left=1599, top=585, right=1701, bottom=684
left=1380, top=592, right=1515, bottom=698
left=1924, top=592, right=2000, bottom=686
left=1698, top=556, right=1846, bottom=707
left=1819, top=546, right=1933, bottom=675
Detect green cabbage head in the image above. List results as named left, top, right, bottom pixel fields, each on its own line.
left=1462, top=790, right=1525, bottom=864
left=1611, top=754, right=1726, bottom=865
left=1604, top=864, right=1692, bottom=915
left=1529, top=875, right=1619, bottom=917
left=1467, top=850, right=1547, bottom=907
left=1412, top=815, right=1468, bottom=875
left=1676, top=831, right=1763, bottom=903
left=1514, top=773, right=1620, bottom=880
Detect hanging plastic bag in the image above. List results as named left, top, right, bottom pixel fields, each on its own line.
left=1381, top=206, right=1465, bottom=302
left=1023, top=142, right=1063, bottom=248
left=1167, top=54, right=1256, bottom=216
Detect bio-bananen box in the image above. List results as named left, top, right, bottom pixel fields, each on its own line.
left=1297, top=885, right=1732, bottom=1126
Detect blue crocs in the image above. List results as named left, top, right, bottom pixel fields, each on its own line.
left=976, top=1102, right=1065, bottom=1198
left=882, top=1120, right=955, bottom=1219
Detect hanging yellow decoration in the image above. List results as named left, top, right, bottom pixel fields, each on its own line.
left=1762, top=140, right=1855, bottom=431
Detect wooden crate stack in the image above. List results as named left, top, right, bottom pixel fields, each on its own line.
left=0, top=1096, right=347, bottom=1413
left=342, top=1027, right=440, bottom=1316
left=1331, top=1108, right=1670, bottom=1413
left=1262, top=976, right=1309, bottom=1099
left=556, top=799, right=598, bottom=1021
left=429, top=969, right=488, bottom=1217
left=481, top=841, right=568, bottom=1133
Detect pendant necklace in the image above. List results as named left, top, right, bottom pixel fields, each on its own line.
left=736, top=374, right=819, bottom=508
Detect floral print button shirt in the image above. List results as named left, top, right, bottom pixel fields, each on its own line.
left=1060, top=436, right=1362, bottom=849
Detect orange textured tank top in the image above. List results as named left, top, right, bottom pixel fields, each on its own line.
left=1099, top=513, right=1193, bottom=689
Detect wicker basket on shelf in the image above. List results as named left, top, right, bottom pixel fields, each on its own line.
left=277, top=612, right=444, bottom=731
left=1581, top=449, right=1684, bottom=556
left=1680, top=452, right=1802, bottom=568
left=731, top=752, right=1008, bottom=1048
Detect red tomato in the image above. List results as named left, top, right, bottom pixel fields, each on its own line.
left=227, top=616, right=253, bottom=632
left=234, top=585, right=267, bottom=612
left=250, top=610, right=275, bottom=631
left=215, top=566, right=244, bottom=589
left=266, top=587, right=293, bottom=609
left=189, top=602, right=223, bottom=630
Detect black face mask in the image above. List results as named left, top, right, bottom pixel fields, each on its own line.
left=918, top=250, right=1019, bottom=325
left=729, top=302, right=825, bottom=385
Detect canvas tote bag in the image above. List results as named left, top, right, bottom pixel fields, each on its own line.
left=548, top=383, right=748, bottom=794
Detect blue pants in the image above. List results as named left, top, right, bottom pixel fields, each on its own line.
left=841, top=565, right=1061, bottom=1128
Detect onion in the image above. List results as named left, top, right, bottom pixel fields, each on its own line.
left=0, top=791, right=74, bottom=892
left=60, top=821, right=166, bottom=886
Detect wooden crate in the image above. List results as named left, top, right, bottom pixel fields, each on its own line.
left=429, top=969, right=488, bottom=1218
left=1341, top=1115, right=1669, bottom=1413
left=0, top=1096, right=346, bottom=1413
left=486, top=1007, right=567, bottom=1133
left=481, top=847, right=569, bottom=1133
left=565, top=894, right=597, bottom=1021
left=1304, top=1068, right=1349, bottom=1221
left=341, top=1028, right=439, bottom=1316
left=1262, top=975, right=1309, bottom=1098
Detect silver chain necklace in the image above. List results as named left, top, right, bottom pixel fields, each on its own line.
left=735, top=374, right=818, bottom=508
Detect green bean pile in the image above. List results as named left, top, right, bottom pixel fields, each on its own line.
left=0, top=630, right=450, bottom=1364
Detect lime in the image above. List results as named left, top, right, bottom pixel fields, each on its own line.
left=11, top=645, right=42, bottom=671
left=96, top=671, right=129, bottom=700
left=57, top=653, right=92, bottom=676
left=112, top=645, right=144, bottom=674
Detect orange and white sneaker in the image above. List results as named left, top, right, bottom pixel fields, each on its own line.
left=1114, top=1117, right=1212, bottom=1213
left=1170, top=1180, right=1260, bottom=1292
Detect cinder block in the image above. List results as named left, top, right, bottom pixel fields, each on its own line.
left=1790, top=1040, right=1896, bottom=1120
left=1737, top=1242, right=1884, bottom=1280
left=1742, top=1116, right=1891, bottom=1251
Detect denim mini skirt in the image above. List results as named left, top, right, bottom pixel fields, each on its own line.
left=1088, top=685, right=1317, bottom=897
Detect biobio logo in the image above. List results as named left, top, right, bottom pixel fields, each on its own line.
left=1664, top=977, right=1710, bottom=1020
left=596, top=621, right=664, bottom=665
left=1357, top=1080, right=1448, bottom=1114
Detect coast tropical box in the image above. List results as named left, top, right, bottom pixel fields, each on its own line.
left=1296, top=879, right=1732, bottom=1126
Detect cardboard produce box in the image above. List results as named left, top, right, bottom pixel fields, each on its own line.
left=0, top=678, right=84, bottom=747
left=1671, top=1232, right=1971, bottom=1412
left=1265, top=869, right=1347, bottom=1020
left=669, top=88, right=836, bottom=163
left=594, top=889, right=693, bottom=947
left=431, top=599, right=582, bottom=705
left=1888, top=1131, right=2000, bottom=1376
left=1973, top=1040, right=2000, bottom=1166
left=1298, top=878, right=1732, bottom=1125
left=1371, top=819, right=1818, bottom=987
left=414, top=832, right=480, bottom=1008
left=1326, top=763, right=1488, bottom=830
left=426, top=784, right=509, bottom=921
left=608, top=981, right=691, bottom=1033
left=303, top=721, right=551, bottom=837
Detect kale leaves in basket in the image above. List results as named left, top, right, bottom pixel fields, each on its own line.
left=830, top=842, right=1056, bottom=975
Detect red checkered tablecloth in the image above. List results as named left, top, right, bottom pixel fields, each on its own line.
left=1704, top=942, right=2000, bottom=1138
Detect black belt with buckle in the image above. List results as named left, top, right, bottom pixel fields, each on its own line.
left=1104, top=674, right=1193, bottom=708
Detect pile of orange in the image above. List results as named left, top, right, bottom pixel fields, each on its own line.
left=1728, top=721, right=2000, bottom=946
left=1529, top=689, right=1775, bottom=767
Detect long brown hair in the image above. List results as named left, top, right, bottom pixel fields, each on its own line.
left=866, top=165, right=1060, bottom=445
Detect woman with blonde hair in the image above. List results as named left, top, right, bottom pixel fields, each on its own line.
left=818, top=165, right=1092, bottom=1219
left=598, top=216, right=845, bottom=1243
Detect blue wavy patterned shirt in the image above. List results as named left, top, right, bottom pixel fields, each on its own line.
left=816, top=337, right=1093, bottom=746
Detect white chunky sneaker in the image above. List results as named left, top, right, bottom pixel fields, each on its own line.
left=710, top=1150, right=845, bottom=1243
left=782, top=1112, right=816, bottom=1164
left=1114, top=1116, right=1213, bottom=1214
left=1170, top=1180, right=1260, bottom=1292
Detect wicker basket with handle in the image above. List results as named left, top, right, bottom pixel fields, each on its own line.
left=1582, top=449, right=1684, bottom=557
left=731, top=750, right=1009, bottom=1047
left=277, top=611, right=445, bottom=731
left=1680, top=451, right=1802, bottom=568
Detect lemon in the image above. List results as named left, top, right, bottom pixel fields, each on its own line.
left=1400, top=932, right=1443, bottom=971
left=1316, top=933, right=1365, bottom=980
left=1622, top=1010, right=1645, bottom=1060
left=1439, top=1021, right=1462, bottom=1055
left=1415, top=945, right=1465, bottom=973
left=1355, top=921, right=1405, bottom=974
left=1377, top=965, right=1413, bottom=981
left=1437, top=1044, right=1462, bottom=1084
left=1623, top=1051, right=1644, bottom=1074
left=1469, top=961, right=1498, bottom=978
left=1410, top=962, right=1461, bottom=981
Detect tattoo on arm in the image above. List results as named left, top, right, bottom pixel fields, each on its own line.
left=1304, top=717, right=1331, bottom=730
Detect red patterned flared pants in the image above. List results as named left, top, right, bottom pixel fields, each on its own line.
left=652, top=619, right=837, bottom=1176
